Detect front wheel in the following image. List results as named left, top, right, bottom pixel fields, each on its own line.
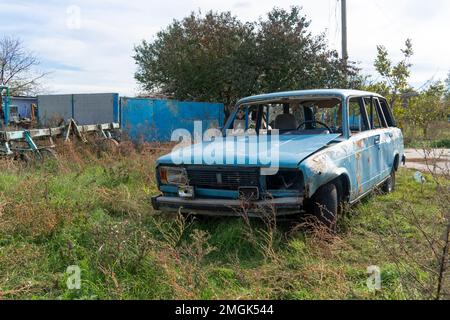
left=312, top=182, right=339, bottom=232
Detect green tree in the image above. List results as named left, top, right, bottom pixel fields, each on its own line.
left=134, top=11, right=258, bottom=116
left=255, top=6, right=360, bottom=92
left=406, top=82, right=448, bottom=137
left=134, top=7, right=360, bottom=116
left=373, top=39, right=414, bottom=108
left=445, top=70, right=450, bottom=102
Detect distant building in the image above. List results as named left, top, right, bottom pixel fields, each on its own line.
left=8, top=96, right=38, bottom=121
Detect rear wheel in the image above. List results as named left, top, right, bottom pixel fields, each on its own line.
left=312, top=182, right=339, bottom=232
left=381, top=170, right=396, bottom=194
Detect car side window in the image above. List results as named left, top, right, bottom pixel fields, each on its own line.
left=363, top=97, right=384, bottom=129
left=379, top=99, right=396, bottom=127
left=371, top=102, right=383, bottom=129
left=374, top=99, right=388, bottom=128
left=349, top=97, right=369, bottom=134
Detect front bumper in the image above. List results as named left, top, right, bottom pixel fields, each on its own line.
left=151, top=195, right=304, bottom=217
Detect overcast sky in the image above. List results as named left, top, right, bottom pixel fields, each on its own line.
left=1, top=0, right=449, bottom=96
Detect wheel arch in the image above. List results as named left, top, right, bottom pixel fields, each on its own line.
left=334, top=173, right=351, bottom=202
left=303, top=167, right=352, bottom=202
left=393, top=153, right=400, bottom=171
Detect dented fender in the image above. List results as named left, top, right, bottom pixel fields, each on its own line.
left=299, top=141, right=353, bottom=199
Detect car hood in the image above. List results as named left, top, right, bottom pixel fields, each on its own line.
left=157, top=134, right=341, bottom=168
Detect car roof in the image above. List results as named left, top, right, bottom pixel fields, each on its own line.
left=237, top=89, right=384, bottom=105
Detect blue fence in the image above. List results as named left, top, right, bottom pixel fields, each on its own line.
left=120, top=98, right=225, bottom=142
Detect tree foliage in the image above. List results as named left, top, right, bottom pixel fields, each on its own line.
left=445, top=70, right=450, bottom=102
left=407, top=82, right=448, bottom=136
left=134, top=11, right=258, bottom=111
left=254, top=7, right=358, bottom=92
left=134, top=7, right=361, bottom=114
left=368, top=40, right=449, bottom=139
left=372, top=39, right=414, bottom=108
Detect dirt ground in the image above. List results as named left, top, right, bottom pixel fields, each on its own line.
left=403, top=148, right=450, bottom=174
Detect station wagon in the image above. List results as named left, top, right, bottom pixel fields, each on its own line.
left=151, top=89, right=405, bottom=229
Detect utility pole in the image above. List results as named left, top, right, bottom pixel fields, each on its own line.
left=341, top=0, right=348, bottom=63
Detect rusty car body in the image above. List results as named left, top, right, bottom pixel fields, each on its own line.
left=151, top=89, right=405, bottom=226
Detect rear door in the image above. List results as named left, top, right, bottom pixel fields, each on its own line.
left=363, top=97, right=386, bottom=189
left=378, top=98, right=399, bottom=175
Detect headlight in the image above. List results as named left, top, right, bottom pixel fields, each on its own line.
left=159, top=166, right=188, bottom=186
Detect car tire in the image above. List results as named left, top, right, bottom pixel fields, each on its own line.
left=381, top=170, right=396, bottom=194
left=312, top=182, right=339, bottom=232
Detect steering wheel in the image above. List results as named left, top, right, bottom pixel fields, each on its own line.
left=297, top=120, right=332, bottom=132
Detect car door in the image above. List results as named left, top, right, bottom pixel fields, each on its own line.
left=348, top=97, right=373, bottom=197
left=377, top=98, right=398, bottom=176
left=367, top=96, right=399, bottom=187
left=362, top=97, right=386, bottom=189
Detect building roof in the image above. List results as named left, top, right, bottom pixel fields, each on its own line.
left=237, top=89, right=384, bottom=105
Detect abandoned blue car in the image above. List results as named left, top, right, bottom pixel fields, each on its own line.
left=151, top=89, right=405, bottom=228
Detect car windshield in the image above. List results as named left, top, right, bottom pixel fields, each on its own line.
left=227, top=98, right=343, bottom=136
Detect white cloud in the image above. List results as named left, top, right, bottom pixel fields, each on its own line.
left=0, top=0, right=449, bottom=96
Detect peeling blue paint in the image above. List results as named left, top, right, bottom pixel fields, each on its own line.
left=120, top=98, right=224, bottom=142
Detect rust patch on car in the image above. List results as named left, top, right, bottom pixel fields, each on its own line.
left=356, top=151, right=363, bottom=194
left=357, top=174, right=363, bottom=193
left=355, top=139, right=365, bottom=149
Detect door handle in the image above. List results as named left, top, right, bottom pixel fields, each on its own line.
left=374, top=135, right=381, bottom=145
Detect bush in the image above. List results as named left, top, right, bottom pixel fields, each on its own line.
left=431, top=138, right=450, bottom=148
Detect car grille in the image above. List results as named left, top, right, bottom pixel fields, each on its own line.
left=186, top=166, right=260, bottom=190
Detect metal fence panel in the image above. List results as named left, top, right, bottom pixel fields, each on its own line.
left=120, top=98, right=156, bottom=142
left=38, top=94, right=73, bottom=125
left=73, top=93, right=118, bottom=125
left=38, top=93, right=119, bottom=126
left=120, top=98, right=224, bottom=142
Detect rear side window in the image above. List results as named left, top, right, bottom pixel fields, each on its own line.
left=379, top=99, right=396, bottom=127
left=363, top=97, right=385, bottom=129
left=371, top=101, right=383, bottom=129
left=374, top=98, right=388, bottom=128
left=348, top=97, right=369, bottom=133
